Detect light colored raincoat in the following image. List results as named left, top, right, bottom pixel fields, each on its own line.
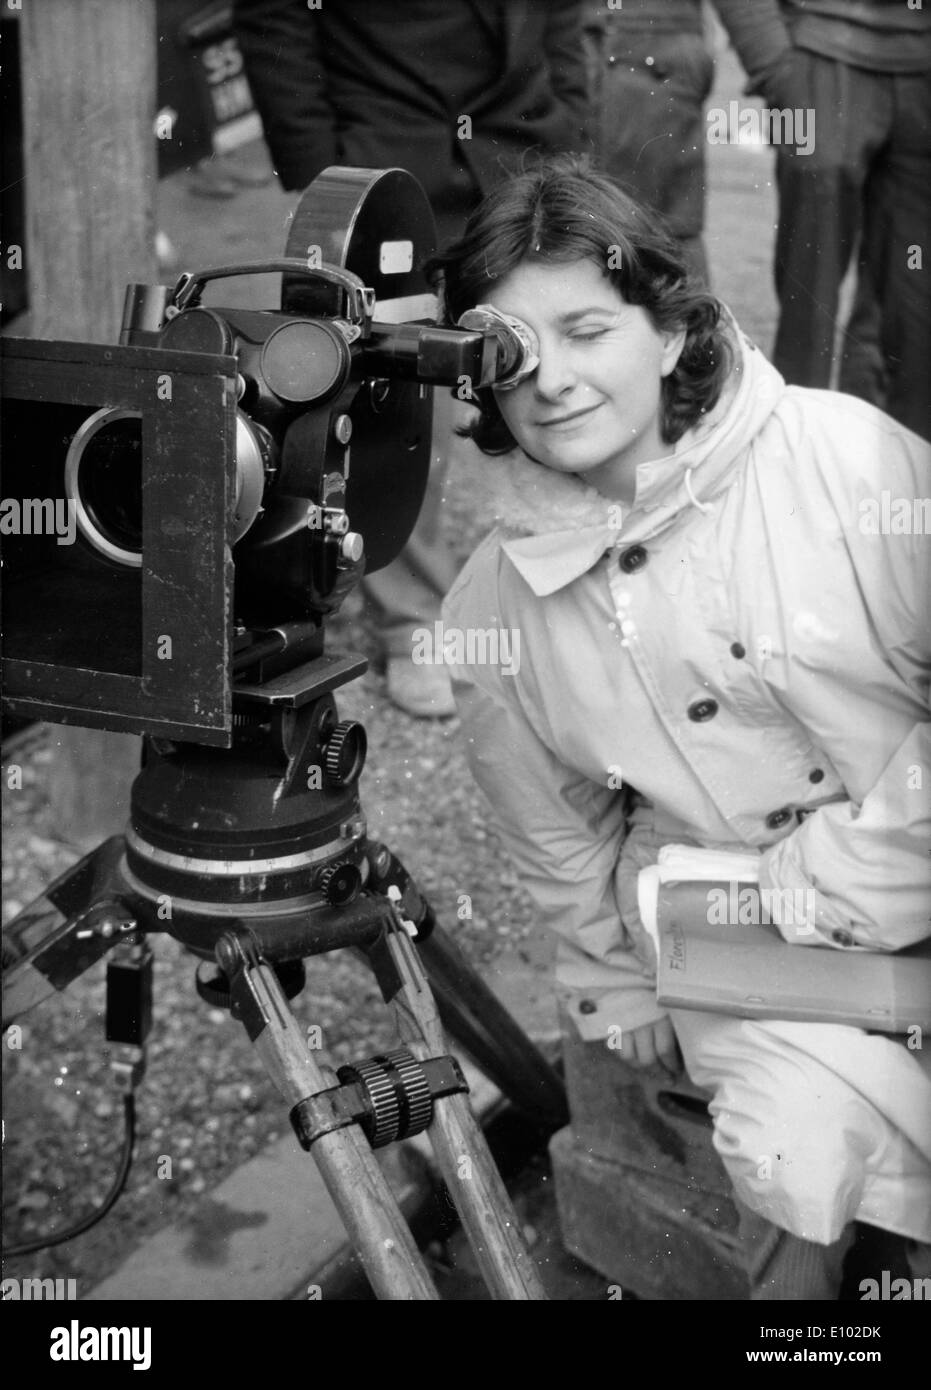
left=442, top=317, right=931, bottom=1244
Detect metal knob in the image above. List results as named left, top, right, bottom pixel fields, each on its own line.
left=340, top=532, right=364, bottom=563
left=324, top=720, right=367, bottom=785
left=319, top=862, right=363, bottom=907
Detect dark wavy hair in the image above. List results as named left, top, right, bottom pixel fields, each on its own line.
left=427, top=156, right=732, bottom=453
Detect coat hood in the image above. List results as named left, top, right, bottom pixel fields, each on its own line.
left=466, top=311, right=787, bottom=595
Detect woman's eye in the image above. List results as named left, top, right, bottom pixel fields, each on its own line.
left=569, top=329, right=606, bottom=342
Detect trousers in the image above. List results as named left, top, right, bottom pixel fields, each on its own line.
left=669, top=1008, right=931, bottom=1249
left=583, top=14, right=715, bottom=281
left=772, top=51, right=931, bottom=439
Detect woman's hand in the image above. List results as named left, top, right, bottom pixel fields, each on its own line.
left=620, top=1017, right=683, bottom=1078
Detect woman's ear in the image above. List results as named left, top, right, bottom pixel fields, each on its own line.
left=660, top=326, right=687, bottom=378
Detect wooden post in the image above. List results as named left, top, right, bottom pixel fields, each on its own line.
left=20, top=0, right=157, bottom=846
left=21, top=0, right=157, bottom=342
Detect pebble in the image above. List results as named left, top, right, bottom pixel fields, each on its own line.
left=18, top=1190, right=50, bottom=1210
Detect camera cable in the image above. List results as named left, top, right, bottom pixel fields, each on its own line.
left=2, top=1092, right=136, bottom=1257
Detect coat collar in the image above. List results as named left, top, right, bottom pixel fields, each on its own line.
left=470, top=313, right=785, bottom=596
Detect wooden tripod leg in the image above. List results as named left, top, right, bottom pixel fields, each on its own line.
left=384, top=921, right=548, bottom=1300
left=363, top=848, right=566, bottom=1129
left=217, top=931, right=439, bottom=1301
left=422, top=1089, right=548, bottom=1300
left=418, top=926, right=568, bottom=1132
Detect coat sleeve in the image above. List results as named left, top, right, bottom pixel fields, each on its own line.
left=711, top=0, right=794, bottom=96
left=233, top=0, right=338, bottom=191
left=444, top=558, right=666, bottom=1042
left=757, top=417, right=931, bottom=955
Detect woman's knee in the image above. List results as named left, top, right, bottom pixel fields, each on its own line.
left=709, top=1084, right=874, bottom=1243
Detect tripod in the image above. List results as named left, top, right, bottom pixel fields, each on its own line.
left=1, top=650, right=567, bottom=1300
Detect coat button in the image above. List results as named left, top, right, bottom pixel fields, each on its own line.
left=619, top=545, right=648, bottom=573
left=687, top=697, right=718, bottom=722
left=809, top=768, right=824, bottom=783
left=579, top=999, right=598, bottom=1014
left=730, top=642, right=746, bottom=659
left=831, top=928, right=854, bottom=947
left=765, top=807, right=794, bottom=829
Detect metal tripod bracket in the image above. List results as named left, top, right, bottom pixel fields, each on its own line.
left=291, top=1049, right=468, bottom=1151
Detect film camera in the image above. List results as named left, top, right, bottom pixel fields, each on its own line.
left=0, top=165, right=533, bottom=742
left=0, top=166, right=533, bottom=959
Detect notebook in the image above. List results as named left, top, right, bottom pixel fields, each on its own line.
left=655, top=880, right=931, bottom=1035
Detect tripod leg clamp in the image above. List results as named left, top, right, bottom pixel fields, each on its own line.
left=289, top=1087, right=363, bottom=1150
left=290, top=1050, right=468, bottom=1152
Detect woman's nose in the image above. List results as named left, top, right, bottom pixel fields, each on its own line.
left=532, top=343, right=576, bottom=400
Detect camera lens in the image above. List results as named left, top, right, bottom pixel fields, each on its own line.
left=64, top=405, right=271, bottom=567
left=64, top=407, right=143, bottom=567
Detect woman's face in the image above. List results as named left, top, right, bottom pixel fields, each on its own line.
left=484, top=258, right=685, bottom=504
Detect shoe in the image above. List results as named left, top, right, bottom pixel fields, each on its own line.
left=225, top=159, right=274, bottom=188
left=185, top=160, right=240, bottom=198
left=386, top=657, right=456, bottom=719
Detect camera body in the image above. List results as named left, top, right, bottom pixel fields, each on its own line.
left=0, top=167, right=504, bottom=746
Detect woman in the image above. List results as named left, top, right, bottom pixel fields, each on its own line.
left=430, top=158, right=931, bottom=1299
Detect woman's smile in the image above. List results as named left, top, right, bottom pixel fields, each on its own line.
left=535, top=403, right=604, bottom=429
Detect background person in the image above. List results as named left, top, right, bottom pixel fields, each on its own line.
left=431, top=157, right=931, bottom=1298
left=713, top=0, right=931, bottom=440
left=233, top=0, right=590, bottom=715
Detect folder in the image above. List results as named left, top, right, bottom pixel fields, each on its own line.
left=655, top=881, right=931, bottom=1035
